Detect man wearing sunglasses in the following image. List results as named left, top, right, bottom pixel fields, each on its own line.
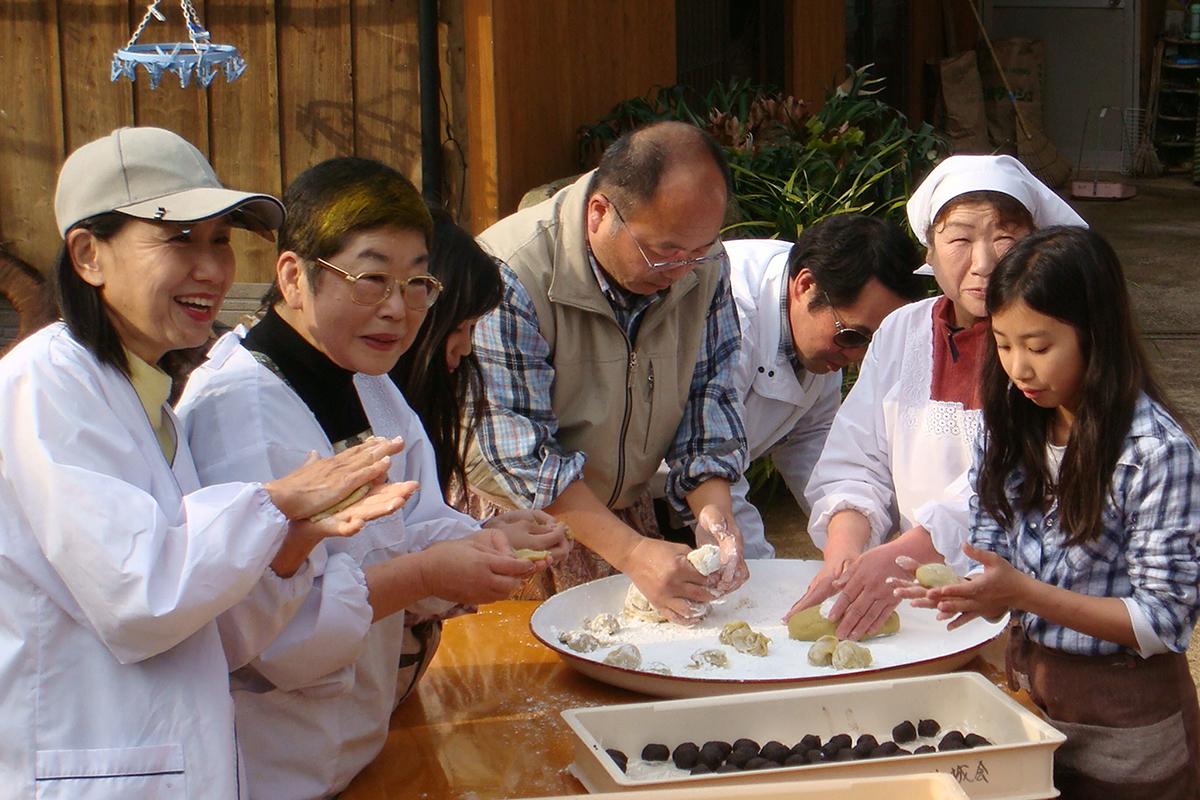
left=722, top=214, right=924, bottom=559
left=467, top=122, right=749, bottom=625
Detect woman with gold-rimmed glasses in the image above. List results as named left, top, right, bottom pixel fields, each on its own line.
left=177, top=156, right=569, bottom=799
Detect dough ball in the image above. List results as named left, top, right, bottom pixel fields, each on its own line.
left=643, top=661, right=673, bottom=676
left=686, top=543, right=722, bottom=576
left=511, top=548, right=549, bottom=561
left=719, top=620, right=770, bottom=656
left=687, top=648, right=730, bottom=669
left=892, top=720, right=917, bottom=743
left=584, top=612, right=621, bottom=636
left=918, top=718, right=941, bottom=737
left=622, top=584, right=667, bottom=624
left=759, top=741, right=790, bottom=763
left=671, top=742, right=700, bottom=769
left=831, top=639, right=873, bottom=669
left=915, top=563, right=960, bottom=588
left=938, top=730, right=967, bottom=751
left=602, top=643, right=643, bottom=669
left=806, top=634, right=838, bottom=666
left=640, top=743, right=669, bottom=761
left=787, top=603, right=899, bottom=641
left=557, top=629, right=600, bottom=653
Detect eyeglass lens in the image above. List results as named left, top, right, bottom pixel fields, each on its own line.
left=832, top=327, right=871, bottom=348
left=351, top=273, right=441, bottom=309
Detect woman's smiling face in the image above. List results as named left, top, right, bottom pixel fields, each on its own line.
left=78, top=216, right=236, bottom=364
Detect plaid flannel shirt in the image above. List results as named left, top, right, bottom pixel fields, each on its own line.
left=969, top=393, right=1200, bottom=656
left=473, top=257, right=745, bottom=514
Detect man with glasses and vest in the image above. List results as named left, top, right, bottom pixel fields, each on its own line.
left=465, top=121, right=747, bottom=624
left=721, top=215, right=924, bottom=559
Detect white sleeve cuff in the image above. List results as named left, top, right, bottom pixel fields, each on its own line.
left=1121, top=597, right=1170, bottom=658
left=807, top=497, right=890, bottom=551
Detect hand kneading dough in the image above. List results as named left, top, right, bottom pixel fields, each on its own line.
left=915, top=563, right=960, bottom=588
left=787, top=603, right=900, bottom=641
left=558, top=630, right=600, bottom=653
left=832, top=640, right=873, bottom=669
left=603, top=644, right=643, bottom=669
left=623, top=585, right=668, bottom=623
left=806, top=634, right=839, bottom=666
left=719, top=621, right=770, bottom=656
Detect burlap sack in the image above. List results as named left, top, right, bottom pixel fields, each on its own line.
left=978, top=38, right=1044, bottom=153
left=936, top=51, right=992, bottom=154
left=979, top=38, right=1070, bottom=187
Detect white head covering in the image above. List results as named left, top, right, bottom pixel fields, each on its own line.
left=907, top=155, right=1087, bottom=274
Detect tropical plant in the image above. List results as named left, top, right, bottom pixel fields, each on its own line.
left=577, top=66, right=944, bottom=241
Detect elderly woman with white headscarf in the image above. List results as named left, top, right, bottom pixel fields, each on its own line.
left=786, top=155, right=1088, bottom=639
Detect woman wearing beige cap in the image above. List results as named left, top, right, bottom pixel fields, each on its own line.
left=789, top=155, right=1089, bottom=641
left=0, top=127, right=414, bottom=798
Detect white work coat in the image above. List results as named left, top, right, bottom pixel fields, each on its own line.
left=727, top=239, right=842, bottom=558
left=0, top=323, right=289, bottom=799
left=176, top=332, right=478, bottom=800
left=805, top=297, right=978, bottom=575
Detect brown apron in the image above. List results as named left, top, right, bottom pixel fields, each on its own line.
left=1007, top=624, right=1200, bottom=799
left=454, top=484, right=661, bottom=600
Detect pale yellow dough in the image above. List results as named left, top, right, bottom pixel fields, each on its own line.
left=719, top=621, right=770, bottom=656
left=309, top=484, right=370, bottom=523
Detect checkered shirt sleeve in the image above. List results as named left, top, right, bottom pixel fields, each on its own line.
left=663, top=262, right=748, bottom=515
left=471, top=262, right=586, bottom=509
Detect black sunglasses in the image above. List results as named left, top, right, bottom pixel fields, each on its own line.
left=823, top=291, right=872, bottom=349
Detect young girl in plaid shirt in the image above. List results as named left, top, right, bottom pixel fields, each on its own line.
left=900, top=226, right=1200, bottom=798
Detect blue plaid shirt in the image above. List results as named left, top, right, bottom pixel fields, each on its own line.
left=969, top=394, right=1200, bottom=656
left=473, top=256, right=745, bottom=514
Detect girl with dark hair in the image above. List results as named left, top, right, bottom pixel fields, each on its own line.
left=0, top=127, right=409, bottom=798
left=902, top=226, right=1200, bottom=797
left=391, top=206, right=503, bottom=495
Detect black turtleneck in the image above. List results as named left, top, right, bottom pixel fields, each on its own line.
left=242, top=307, right=371, bottom=446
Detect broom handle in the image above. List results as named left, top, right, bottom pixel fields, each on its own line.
left=965, top=0, right=1033, bottom=140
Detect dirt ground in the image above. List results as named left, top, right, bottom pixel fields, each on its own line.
left=759, top=172, right=1200, bottom=683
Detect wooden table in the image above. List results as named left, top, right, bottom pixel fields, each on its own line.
left=340, top=600, right=1020, bottom=800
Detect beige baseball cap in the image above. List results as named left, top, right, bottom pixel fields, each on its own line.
left=54, top=126, right=284, bottom=239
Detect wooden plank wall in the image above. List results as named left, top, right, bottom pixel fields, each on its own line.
left=463, top=0, right=677, bottom=232
left=0, top=0, right=446, bottom=283
left=785, top=0, right=846, bottom=111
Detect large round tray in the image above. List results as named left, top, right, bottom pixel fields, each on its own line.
left=530, top=559, right=1007, bottom=698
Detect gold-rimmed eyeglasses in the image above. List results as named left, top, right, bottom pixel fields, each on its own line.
left=603, top=195, right=726, bottom=273
left=822, top=290, right=872, bottom=349
left=316, top=257, right=443, bottom=310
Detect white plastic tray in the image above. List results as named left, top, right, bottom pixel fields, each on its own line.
left=530, top=773, right=969, bottom=799
left=531, top=559, right=1008, bottom=698
left=563, top=672, right=1064, bottom=799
